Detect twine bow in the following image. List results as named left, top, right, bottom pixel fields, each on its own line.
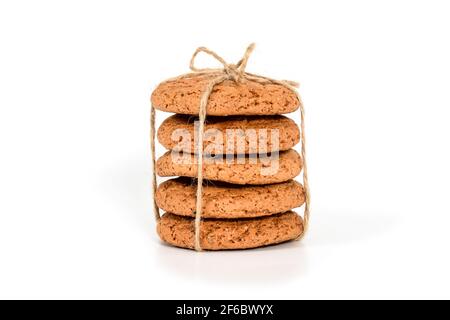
left=189, top=44, right=254, bottom=83
left=187, top=43, right=299, bottom=87
left=150, top=44, right=310, bottom=251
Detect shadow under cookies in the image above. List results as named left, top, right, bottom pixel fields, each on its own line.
left=155, top=239, right=309, bottom=285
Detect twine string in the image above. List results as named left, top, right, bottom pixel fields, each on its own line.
left=151, top=43, right=310, bottom=251
left=150, top=104, right=160, bottom=221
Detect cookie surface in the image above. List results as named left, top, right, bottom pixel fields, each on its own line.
left=156, top=149, right=302, bottom=185
left=156, top=178, right=305, bottom=219
left=151, top=74, right=299, bottom=116
left=157, top=211, right=303, bottom=250
left=157, top=114, right=300, bottom=154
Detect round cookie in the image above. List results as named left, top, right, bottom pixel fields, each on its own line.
left=157, top=114, right=300, bottom=154
left=156, top=178, right=305, bottom=219
left=157, top=211, right=303, bottom=250
left=156, top=149, right=302, bottom=185
left=151, top=73, right=299, bottom=116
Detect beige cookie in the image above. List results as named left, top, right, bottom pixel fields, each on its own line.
left=151, top=73, right=299, bottom=116
left=157, top=211, right=303, bottom=250
left=157, top=114, right=300, bottom=154
left=156, top=178, right=305, bottom=219
left=156, top=149, right=302, bottom=185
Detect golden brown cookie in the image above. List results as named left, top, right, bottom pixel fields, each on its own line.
left=156, top=149, right=302, bottom=185
left=156, top=178, right=305, bottom=219
left=157, top=211, right=303, bottom=250
left=157, top=114, right=300, bottom=154
left=151, top=74, right=299, bottom=116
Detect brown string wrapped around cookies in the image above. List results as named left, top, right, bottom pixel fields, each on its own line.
left=150, top=43, right=310, bottom=251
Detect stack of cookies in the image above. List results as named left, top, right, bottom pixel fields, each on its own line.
left=151, top=72, right=306, bottom=250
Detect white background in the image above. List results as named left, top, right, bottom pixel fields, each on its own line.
left=1, top=0, right=449, bottom=299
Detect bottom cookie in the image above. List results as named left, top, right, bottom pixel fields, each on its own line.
left=157, top=211, right=303, bottom=250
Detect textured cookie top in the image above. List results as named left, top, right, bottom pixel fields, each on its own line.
left=156, top=149, right=302, bottom=185
left=157, top=211, right=303, bottom=250
left=157, top=114, right=300, bottom=154
left=151, top=74, right=299, bottom=116
left=156, top=177, right=305, bottom=218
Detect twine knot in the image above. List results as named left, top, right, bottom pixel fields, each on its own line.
left=189, top=43, right=256, bottom=83
left=224, top=64, right=242, bottom=82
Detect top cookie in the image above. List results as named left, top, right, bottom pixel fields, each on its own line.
left=151, top=73, right=299, bottom=116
